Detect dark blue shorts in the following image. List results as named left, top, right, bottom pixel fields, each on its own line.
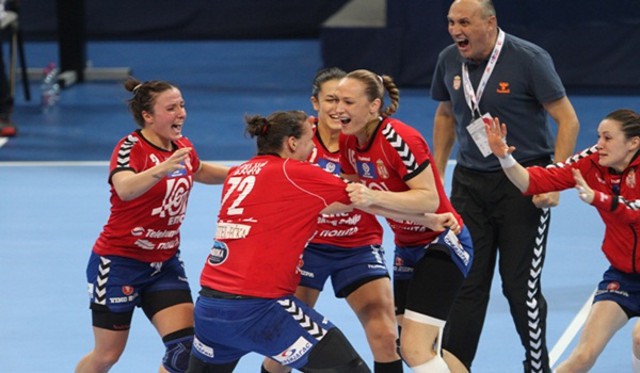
left=594, top=266, right=640, bottom=316
left=393, top=227, right=474, bottom=281
left=191, top=293, right=335, bottom=369
left=85, top=251, right=191, bottom=313
left=298, top=243, right=389, bottom=298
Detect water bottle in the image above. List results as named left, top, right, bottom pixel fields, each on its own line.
left=41, top=62, right=61, bottom=112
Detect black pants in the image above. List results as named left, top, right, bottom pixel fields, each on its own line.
left=443, top=161, right=551, bottom=373
left=0, top=25, right=12, bottom=118
left=0, top=0, right=16, bottom=117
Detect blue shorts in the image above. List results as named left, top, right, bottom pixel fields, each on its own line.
left=394, top=227, right=474, bottom=281
left=85, top=251, right=191, bottom=313
left=298, top=243, right=389, bottom=298
left=594, top=266, right=640, bottom=317
left=191, top=293, right=336, bottom=369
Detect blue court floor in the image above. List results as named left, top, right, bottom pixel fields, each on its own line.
left=1, top=40, right=639, bottom=372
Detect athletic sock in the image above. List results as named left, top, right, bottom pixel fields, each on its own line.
left=374, top=359, right=403, bottom=372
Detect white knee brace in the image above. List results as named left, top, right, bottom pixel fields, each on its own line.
left=632, top=352, right=640, bottom=373
left=411, top=355, right=450, bottom=373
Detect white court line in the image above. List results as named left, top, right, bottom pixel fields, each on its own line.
left=549, top=289, right=596, bottom=368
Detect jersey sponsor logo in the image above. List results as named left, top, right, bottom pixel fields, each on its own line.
left=496, top=82, right=511, bottom=94
left=169, top=158, right=193, bottom=178
left=145, top=229, right=179, bottom=239
left=596, top=281, right=629, bottom=298
left=156, top=238, right=179, bottom=250
left=131, top=226, right=145, bottom=236
left=109, top=292, right=139, bottom=304
left=299, top=268, right=315, bottom=278
left=133, top=238, right=178, bottom=251
left=389, top=221, right=429, bottom=233
left=393, top=256, right=413, bottom=273
left=134, top=239, right=155, bottom=250
left=193, top=336, right=214, bottom=358
left=438, top=229, right=471, bottom=266
left=169, top=168, right=186, bottom=177
left=357, top=161, right=378, bottom=179
left=271, top=336, right=313, bottom=365
left=317, top=227, right=359, bottom=238
left=317, top=158, right=341, bottom=175
left=215, top=222, right=251, bottom=239
left=317, top=213, right=361, bottom=227
left=151, top=177, right=193, bottom=225
left=207, top=240, right=229, bottom=266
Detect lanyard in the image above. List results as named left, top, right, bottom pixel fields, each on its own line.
left=462, top=29, right=505, bottom=117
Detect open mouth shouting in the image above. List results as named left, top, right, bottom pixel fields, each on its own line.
left=171, top=123, right=183, bottom=136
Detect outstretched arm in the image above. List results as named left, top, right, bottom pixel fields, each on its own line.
left=572, top=168, right=594, bottom=204
left=484, top=117, right=531, bottom=193
left=364, top=205, right=461, bottom=234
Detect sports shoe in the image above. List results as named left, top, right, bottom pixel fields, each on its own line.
left=0, top=119, right=17, bottom=137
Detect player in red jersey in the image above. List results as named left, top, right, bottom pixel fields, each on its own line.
left=262, top=68, right=403, bottom=373
left=336, top=69, right=474, bottom=372
left=188, top=110, right=458, bottom=373
left=484, top=110, right=640, bottom=373
left=76, top=77, right=228, bottom=373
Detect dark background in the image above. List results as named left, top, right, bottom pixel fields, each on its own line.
left=18, top=0, right=640, bottom=91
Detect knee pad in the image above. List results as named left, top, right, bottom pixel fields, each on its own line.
left=162, top=327, right=194, bottom=373
left=404, top=310, right=446, bottom=355
left=301, top=328, right=371, bottom=373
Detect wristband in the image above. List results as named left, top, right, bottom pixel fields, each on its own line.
left=498, top=154, right=517, bottom=168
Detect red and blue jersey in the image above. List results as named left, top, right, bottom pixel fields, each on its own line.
left=308, top=129, right=383, bottom=247
left=200, top=155, right=351, bottom=298
left=527, top=146, right=640, bottom=274
left=340, top=117, right=462, bottom=247
left=93, top=130, right=201, bottom=263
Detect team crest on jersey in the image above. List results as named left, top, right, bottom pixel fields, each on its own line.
left=453, top=75, right=461, bottom=90
left=607, top=281, right=620, bottom=291
left=357, top=161, right=378, bottom=179
left=122, top=285, right=134, bottom=296
left=376, top=159, right=389, bottom=179
left=626, top=169, right=636, bottom=189
left=207, top=240, right=229, bottom=266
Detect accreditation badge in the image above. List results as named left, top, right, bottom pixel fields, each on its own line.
left=465, top=113, right=493, bottom=158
